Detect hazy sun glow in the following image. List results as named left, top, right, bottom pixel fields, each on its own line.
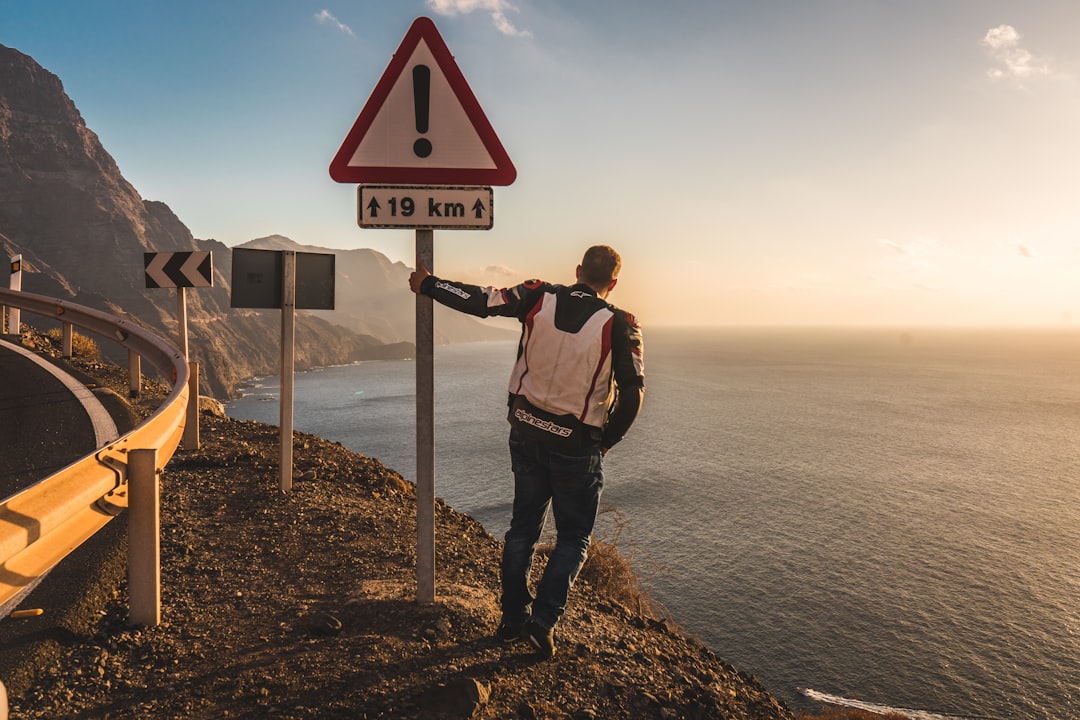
left=4, top=1, right=1080, bottom=327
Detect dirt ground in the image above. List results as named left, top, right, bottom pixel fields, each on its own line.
left=1, top=343, right=796, bottom=720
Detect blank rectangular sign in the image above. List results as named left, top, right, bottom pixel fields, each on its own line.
left=230, top=248, right=335, bottom=310
left=230, top=248, right=283, bottom=309
left=295, top=252, right=335, bottom=310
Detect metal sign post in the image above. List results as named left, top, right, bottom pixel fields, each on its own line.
left=329, top=16, right=516, bottom=605
left=143, top=250, right=213, bottom=450
left=230, top=248, right=335, bottom=493
left=143, top=250, right=214, bottom=360
left=280, top=251, right=297, bottom=492
left=415, top=230, right=435, bottom=603
left=176, top=286, right=188, bottom=358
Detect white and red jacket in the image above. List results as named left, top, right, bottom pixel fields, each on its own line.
left=420, top=275, right=645, bottom=449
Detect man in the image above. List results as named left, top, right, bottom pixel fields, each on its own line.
left=408, top=245, right=645, bottom=658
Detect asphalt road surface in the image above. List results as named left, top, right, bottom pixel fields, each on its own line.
left=0, top=338, right=126, bottom=673
left=0, top=339, right=99, bottom=499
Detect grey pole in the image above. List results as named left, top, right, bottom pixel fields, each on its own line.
left=280, top=251, right=296, bottom=492
left=415, top=229, right=435, bottom=603
left=177, top=288, right=198, bottom=449
left=176, top=286, right=188, bottom=359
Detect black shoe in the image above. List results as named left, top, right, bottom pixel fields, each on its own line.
left=495, top=620, right=525, bottom=643
left=523, top=620, right=556, bottom=658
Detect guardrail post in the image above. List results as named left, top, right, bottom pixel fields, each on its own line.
left=7, top=255, right=20, bottom=337
left=62, top=321, right=73, bottom=358
left=128, top=448, right=160, bottom=626
left=183, top=361, right=199, bottom=450
left=128, top=350, right=141, bottom=397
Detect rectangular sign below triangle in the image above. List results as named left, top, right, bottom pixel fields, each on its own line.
left=358, top=185, right=493, bottom=229
left=329, top=16, right=516, bottom=186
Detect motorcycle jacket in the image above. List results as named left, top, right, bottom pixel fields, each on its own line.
left=419, top=275, right=645, bottom=449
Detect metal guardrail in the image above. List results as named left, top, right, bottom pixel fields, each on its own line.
left=0, top=287, right=189, bottom=612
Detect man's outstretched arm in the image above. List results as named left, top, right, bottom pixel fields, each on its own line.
left=408, top=262, right=496, bottom=317
left=409, top=263, right=542, bottom=320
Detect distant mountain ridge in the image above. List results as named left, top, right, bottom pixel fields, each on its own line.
left=237, top=235, right=514, bottom=346
left=0, top=43, right=510, bottom=397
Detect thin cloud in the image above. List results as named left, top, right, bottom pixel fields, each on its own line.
left=1017, top=243, right=1035, bottom=259
left=453, top=264, right=521, bottom=287
left=878, top=236, right=947, bottom=277
left=981, top=24, right=1051, bottom=81
left=879, top=239, right=909, bottom=255
left=483, top=264, right=518, bottom=278
left=314, top=9, right=354, bottom=37
left=427, top=0, right=532, bottom=37
left=468, top=264, right=520, bottom=286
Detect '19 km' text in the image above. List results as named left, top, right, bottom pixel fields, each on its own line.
left=378, top=196, right=468, bottom=218
left=358, top=185, right=494, bottom=230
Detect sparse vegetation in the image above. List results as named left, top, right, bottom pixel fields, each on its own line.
left=577, top=504, right=667, bottom=620
left=43, top=326, right=99, bottom=359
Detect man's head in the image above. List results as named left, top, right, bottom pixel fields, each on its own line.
left=577, top=245, right=621, bottom=297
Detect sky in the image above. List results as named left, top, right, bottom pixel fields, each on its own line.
left=4, top=1, right=1080, bottom=327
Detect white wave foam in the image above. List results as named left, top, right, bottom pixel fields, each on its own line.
left=798, top=688, right=998, bottom=720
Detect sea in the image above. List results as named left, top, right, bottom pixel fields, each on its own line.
left=226, top=326, right=1080, bottom=719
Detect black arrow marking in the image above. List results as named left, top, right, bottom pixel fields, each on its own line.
left=195, top=252, right=212, bottom=284
left=145, top=251, right=212, bottom=288
left=144, top=253, right=162, bottom=288
left=163, top=251, right=190, bottom=286
left=367, top=197, right=382, bottom=217
left=472, top=199, right=487, bottom=219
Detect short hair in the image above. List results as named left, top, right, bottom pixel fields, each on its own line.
left=579, top=245, right=621, bottom=287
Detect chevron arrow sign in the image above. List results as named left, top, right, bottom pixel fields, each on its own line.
left=144, top=251, right=214, bottom=289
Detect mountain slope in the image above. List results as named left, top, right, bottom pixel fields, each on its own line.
left=0, top=44, right=506, bottom=397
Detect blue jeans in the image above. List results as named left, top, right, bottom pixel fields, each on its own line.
left=500, top=429, right=604, bottom=631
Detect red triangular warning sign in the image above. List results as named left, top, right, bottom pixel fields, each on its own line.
left=329, top=17, right=516, bottom=186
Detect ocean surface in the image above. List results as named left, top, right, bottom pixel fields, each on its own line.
left=226, top=327, right=1080, bottom=719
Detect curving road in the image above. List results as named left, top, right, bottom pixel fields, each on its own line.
left=0, top=338, right=125, bottom=690
left=0, top=339, right=118, bottom=499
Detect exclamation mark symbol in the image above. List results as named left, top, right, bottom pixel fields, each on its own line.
left=413, top=65, right=432, bottom=158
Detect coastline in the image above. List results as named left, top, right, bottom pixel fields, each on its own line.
left=1, top=349, right=795, bottom=718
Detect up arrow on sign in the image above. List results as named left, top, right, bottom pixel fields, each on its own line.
left=144, top=251, right=214, bottom=288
